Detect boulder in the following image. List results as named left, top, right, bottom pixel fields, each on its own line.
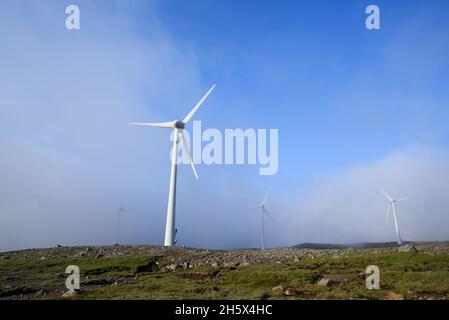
left=284, top=288, right=297, bottom=296
left=320, top=273, right=359, bottom=283
left=272, top=285, right=284, bottom=292
left=317, top=278, right=331, bottom=287
left=36, top=289, right=48, bottom=295
left=166, top=264, right=177, bottom=271
left=62, top=289, right=82, bottom=297
left=384, top=292, right=404, bottom=300
left=398, top=245, right=418, bottom=253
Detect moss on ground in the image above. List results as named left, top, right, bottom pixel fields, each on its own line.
left=1, top=246, right=448, bottom=300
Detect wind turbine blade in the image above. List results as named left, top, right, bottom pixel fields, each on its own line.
left=379, top=188, right=393, bottom=201
left=396, top=197, right=411, bottom=202
left=129, top=121, right=175, bottom=128
left=261, top=189, right=271, bottom=206
left=182, top=84, right=216, bottom=124
left=178, top=130, right=199, bottom=180
left=385, top=203, right=391, bottom=221
left=262, top=207, right=276, bottom=224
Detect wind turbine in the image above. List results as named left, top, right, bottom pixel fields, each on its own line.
left=256, top=189, right=275, bottom=250
left=379, top=188, right=410, bottom=246
left=130, top=84, right=216, bottom=246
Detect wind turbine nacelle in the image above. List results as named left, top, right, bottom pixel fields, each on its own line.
left=174, top=120, right=185, bottom=129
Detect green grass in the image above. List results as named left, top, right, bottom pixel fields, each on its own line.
left=1, top=247, right=448, bottom=300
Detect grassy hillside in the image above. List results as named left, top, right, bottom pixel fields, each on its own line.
left=1, top=243, right=448, bottom=300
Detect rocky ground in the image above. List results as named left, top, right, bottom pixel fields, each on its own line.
left=1, top=242, right=449, bottom=300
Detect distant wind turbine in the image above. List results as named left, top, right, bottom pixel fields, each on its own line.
left=256, top=189, right=275, bottom=250
left=130, top=84, right=216, bottom=246
left=379, top=188, right=410, bottom=246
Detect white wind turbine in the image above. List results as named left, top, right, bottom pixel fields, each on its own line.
left=256, top=189, right=275, bottom=250
left=130, top=84, right=216, bottom=246
left=379, top=188, right=410, bottom=246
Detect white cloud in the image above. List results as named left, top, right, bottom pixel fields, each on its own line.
left=281, top=146, right=449, bottom=244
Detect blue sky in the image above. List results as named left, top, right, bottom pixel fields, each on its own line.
left=154, top=0, right=449, bottom=180
left=1, top=0, right=449, bottom=251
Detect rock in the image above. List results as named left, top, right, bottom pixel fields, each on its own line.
left=76, top=252, right=87, bottom=257
left=40, top=256, right=48, bottom=261
left=95, top=253, right=104, bottom=259
left=384, top=292, right=404, bottom=300
left=223, top=261, right=239, bottom=268
left=317, top=278, right=331, bottom=287
left=211, top=262, right=219, bottom=268
left=62, top=289, right=82, bottom=297
left=36, top=289, right=48, bottom=295
left=284, top=288, right=297, bottom=296
left=240, top=261, right=251, bottom=267
left=321, top=273, right=359, bottom=283
left=398, top=245, right=418, bottom=253
left=272, top=285, right=284, bottom=292
left=166, top=264, right=177, bottom=271
left=55, top=273, right=65, bottom=279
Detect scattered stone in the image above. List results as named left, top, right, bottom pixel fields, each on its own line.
left=1, top=255, right=10, bottom=260
left=240, top=261, right=251, bottom=267
left=223, top=261, right=239, bottom=268
left=284, top=288, right=297, bottom=296
left=76, top=252, right=87, bottom=257
left=211, top=262, right=219, bottom=268
left=166, top=264, right=177, bottom=271
left=384, top=292, right=404, bottom=300
left=40, top=256, right=48, bottom=261
left=320, top=273, right=359, bottom=283
left=272, top=285, right=284, bottom=292
left=95, top=253, right=104, bottom=259
left=36, top=289, right=48, bottom=295
left=398, top=245, right=418, bottom=253
left=317, top=278, right=331, bottom=287
left=62, top=289, right=82, bottom=297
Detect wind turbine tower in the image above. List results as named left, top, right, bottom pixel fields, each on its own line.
left=379, top=188, right=410, bottom=246
left=256, top=189, right=275, bottom=250
left=130, top=85, right=216, bottom=246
